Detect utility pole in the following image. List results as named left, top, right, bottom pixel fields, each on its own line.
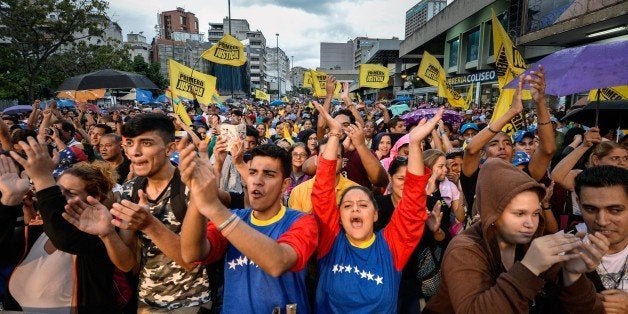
left=276, top=33, right=280, bottom=100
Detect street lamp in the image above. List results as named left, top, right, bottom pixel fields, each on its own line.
left=276, top=33, right=280, bottom=100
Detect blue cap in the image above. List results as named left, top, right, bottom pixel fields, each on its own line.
left=512, top=130, right=535, bottom=143
left=460, top=122, right=479, bottom=135
left=512, top=151, right=530, bottom=166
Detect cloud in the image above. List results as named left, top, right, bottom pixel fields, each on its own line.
left=106, top=0, right=409, bottom=69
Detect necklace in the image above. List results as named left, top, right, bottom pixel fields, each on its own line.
left=599, top=254, right=627, bottom=290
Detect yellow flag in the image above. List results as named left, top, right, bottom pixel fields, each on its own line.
left=255, top=89, right=270, bottom=102
left=359, top=64, right=389, bottom=89
left=490, top=89, right=524, bottom=135
left=303, top=71, right=313, bottom=88
left=417, top=51, right=467, bottom=108
left=465, top=83, right=474, bottom=109
left=201, top=34, right=246, bottom=66
left=356, top=92, right=362, bottom=103
left=282, top=96, right=289, bottom=103
left=491, top=11, right=527, bottom=89
left=167, top=89, right=193, bottom=126
left=490, top=10, right=528, bottom=131
left=168, top=59, right=217, bottom=105
left=588, top=85, right=628, bottom=100
left=310, top=70, right=341, bottom=98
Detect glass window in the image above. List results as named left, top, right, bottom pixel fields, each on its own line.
left=448, top=39, right=459, bottom=68
left=466, top=28, right=480, bottom=62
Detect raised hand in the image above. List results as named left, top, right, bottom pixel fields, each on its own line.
left=0, top=155, right=31, bottom=206
left=325, top=75, right=337, bottom=98
left=230, top=138, right=245, bottom=164
left=520, top=233, right=582, bottom=275
left=525, top=64, right=546, bottom=104
left=341, top=81, right=350, bottom=101
left=10, top=136, right=59, bottom=188
left=346, top=123, right=365, bottom=146
left=509, top=75, right=524, bottom=115
left=212, top=136, right=229, bottom=165
left=110, top=189, right=154, bottom=231
left=313, top=100, right=342, bottom=134
left=178, top=142, right=221, bottom=214
left=62, top=196, right=114, bottom=237
left=409, top=107, right=444, bottom=143
left=583, top=127, right=601, bottom=147
left=426, top=201, right=443, bottom=233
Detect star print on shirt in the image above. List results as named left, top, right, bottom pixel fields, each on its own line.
left=331, top=264, right=384, bottom=285
left=228, top=255, right=257, bottom=270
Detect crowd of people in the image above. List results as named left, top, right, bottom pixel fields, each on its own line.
left=0, top=70, right=626, bottom=314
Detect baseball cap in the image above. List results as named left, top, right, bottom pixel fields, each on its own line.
left=465, top=109, right=473, bottom=115
left=460, top=122, right=479, bottom=135
left=512, top=151, right=531, bottom=166
left=512, top=130, right=535, bottom=143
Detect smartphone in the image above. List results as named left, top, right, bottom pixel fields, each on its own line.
left=220, top=123, right=246, bottom=152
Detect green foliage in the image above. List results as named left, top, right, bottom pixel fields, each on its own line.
left=0, top=0, right=110, bottom=102
left=131, top=55, right=167, bottom=89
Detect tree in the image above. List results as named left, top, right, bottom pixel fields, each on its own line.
left=131, top=55, right=167, bottom=89
left=0, top=0, right=109, bottom=102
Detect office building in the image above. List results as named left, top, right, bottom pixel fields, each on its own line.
left=405, top=0, right=447, bottom=38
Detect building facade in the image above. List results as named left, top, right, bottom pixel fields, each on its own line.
left=405, top=0, right=447, bottom=38
left=266, top=46, right=291, bottom=96
left=320, top=42, right=354, bottom=70
left=157, top=7, right=199, bottom=41
left=399, top=0, right=628, bottom=107
left=125, top=32, right=150, bottom=63
left=152, top=8, right=207, bottom=79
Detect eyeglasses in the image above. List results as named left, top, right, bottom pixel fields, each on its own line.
left=292, top=153, right=308, bottom=158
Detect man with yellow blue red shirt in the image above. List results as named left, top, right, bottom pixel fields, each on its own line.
left=179, top=142, right=318, bottom=313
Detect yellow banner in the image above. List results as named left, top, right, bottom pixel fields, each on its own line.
left=303, top=71, right=313, bottom=88
left=588, top=85, right=628, bottom=100
left=490, top=10, right=529, bottom=130
left=417, top=51, right=467, bottom=108
left=465, top=83, right=474, bottom=109
left=282, top=96, right=290, bottom=103
left=491, top=10, right=527, bottom=89
left=201, top=34, right=247, bottom=66
left=166, top=89, right=193, bottom=126
left=168, top=59, right=216, bottom=105
left=310, top=70, right=341, bottom=98
left=358, top=64, right=390, bottom=89
left=255, top=89, right=270, bottom=102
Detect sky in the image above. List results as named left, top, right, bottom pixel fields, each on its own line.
left=107, top=0, right=420, bottom=69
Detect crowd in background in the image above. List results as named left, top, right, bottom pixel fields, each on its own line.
left=0, top=72, right=626, bottom=313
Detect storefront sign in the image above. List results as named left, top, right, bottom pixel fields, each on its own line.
left=447, top=70, right=497, bottom=85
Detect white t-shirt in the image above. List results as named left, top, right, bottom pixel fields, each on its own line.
left=560, top=223, right=628, bottom=292
left=9, top=233, right=75, bottom=314
left=597, top=242, right=628, bottom=292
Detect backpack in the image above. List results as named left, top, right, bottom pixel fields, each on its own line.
left=130, top=168, right=187, bottom=223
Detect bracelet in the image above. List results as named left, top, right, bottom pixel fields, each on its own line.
left=537, top=120, right=552, bottom=126
left=221, top=216, right=240, bottom=237
left=217, top=213, right=238, bottom=232
left=328, top=132, right=342, bottom=138
left=487, top=125, right=500, bottom=134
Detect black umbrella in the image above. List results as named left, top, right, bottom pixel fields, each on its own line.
left=562, top=100, right=627, bottom=129
left=57, top=69, right=159, bottom=91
